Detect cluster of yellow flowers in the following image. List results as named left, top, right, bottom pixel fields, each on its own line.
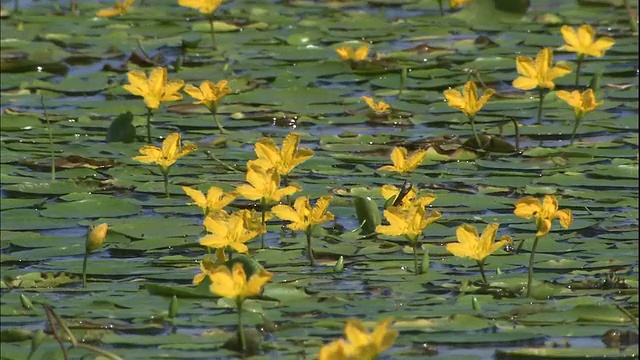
left=123, top=67, right=232, bottom=139
left=340, top=24, right=614, bottom=147
left=87, top=8, right=611, bottom=357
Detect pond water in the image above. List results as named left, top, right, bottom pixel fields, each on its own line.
left=0, top=0, right=638, bottom=359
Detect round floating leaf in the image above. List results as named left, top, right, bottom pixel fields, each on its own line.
left=40, top=196, right=141, bottom=219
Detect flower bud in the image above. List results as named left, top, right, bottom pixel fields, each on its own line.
left=20, top=293, right=33, bottom=310
left=86, top=223, right=108, bottom=253
left=168, top=295, right=178, bottom=319
left=333, top=256, right=344, bottom=273
left=30, top=329, right=45, bottom=355
left=421, top=249, right=430, bottom=274
left=472, top=296, right=481, bottom=312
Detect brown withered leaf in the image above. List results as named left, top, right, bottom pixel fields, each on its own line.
left=55, top=155, right=118, bottom=169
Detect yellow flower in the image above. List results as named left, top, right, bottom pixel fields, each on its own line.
left=443, top=81, right=495, bottom=119
left=361, top=96, right=391, bottom=114
left=132, top=132, right=197, bottom=172
left=377, top=146, right=427, bottom=175
left=208, top=262, right=273, bottom=301
left=560, top=24, right=615, bottom=58
left=181, top=185, right=238, bottom=216
left=251, top=133, right=314, bottom=176
left=235, top=209, right=270, bottom=235
left=512, top=48, right=572, bottom=91
left=272, top=196, right=334, bottom=232
left=449, top=0, right=471, bottom=8
left=336, top=45, right=369, bottom=62
left=178, top=0, right=221, bottom=14
left=514, top=195, right=573, bottom=237
left=123, top=67, right=184, bottom=110
left=446, top=223, right=512, bottom=262
left=376, top=205, right=441, bottom=242
left=556, top=89, right=603, bottom=119
left=86, top=223, right=108, bottom=253
left=192, top=251, right=226, bottom=285
left=318, top=339, right=348, bottom=360
left=236, top=164, right=302, bottom=202
left=342, top=318, right=398, bottom=360
left=96, top=0, right=134, bottom=17
left=380, top=184, right=435, bottom=210
left=199, top=213, right=260, bottom=253
left=183, top=80, right=232, bottom=113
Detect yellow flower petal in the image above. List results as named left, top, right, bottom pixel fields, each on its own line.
left=512, top=76, right=539, bottom=91
left=132, top=145, right=161, bottom=163
left=182, top=186, right=207, bottom=212
left=390, top=146, right=407, bottom=170
left=318, top=339, right=348, bottom=360
left=244, top=268, right=273, bottom=298
left=555, top=209, right=573, bottom=229
left=209, top=264, right=239, bottom=299
left=456, top=224, right=479, bottom=246
left=405, top=149, right=427, bottom=172
left=354, top=46, right=370, bottom=61
left=372, top=318, right=398, bottom=353
left=444, top=89, right=466, bottom=112
left=514, top=196, right=541, bottom=219
left=96, top=7, right=122, bottom=17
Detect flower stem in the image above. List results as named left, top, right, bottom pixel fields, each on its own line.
left=569, top=115, right=583, bottom=145
left=510, top=117, right=520, bottom=151
left=477, top=260, right=488, bottom=285
left=306, top=228, right=315, bottom=266
left=575, top=54, right=584, bottom=87
left=413, top=242, right=419, bottom=275
left=204, top=150, right=241, bottom=173
left=162, top=170, right=170, bottom=198
left=146, top=108, right=153, bottom=144
left=208, top=16, right=216, bottom=51
left=468, top=116, right=482, bottom=149
left=536, top=89, right=547, bottom=125
left=211, top=111, right=226, bottom=133
left=526, top=236, right=541, bottom=298
left=437, top=0, right=444, bottom=16
left=260, top=199, right=266, bottom=249
left=82, top=251, right=89, bottom=288
left=236, top=299, right=246, bottom=354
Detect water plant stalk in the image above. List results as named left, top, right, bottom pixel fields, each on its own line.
left=413, top=242, right=419, bottom=275
left=623, top=0, right=638, bottom=32
left=204, top=151, right=241, bottom=173
left=236, top=299, right=246, bottom=353
left=211, top=111, right=226, bottom=133
left=41, top=96, right=55, bottom=181
left=569, top=114, right=583, bottom=145
left=526, top=236, right=541, bottom=297
left=574, top=54, right=584, bottom=87
left=43, top=304, right=124, bottom=360
left=468, top=115, right=483, bottom=149
left=208, top=16, right=216, bottom=51
left=510, top=117, right=520, bottom=151
left=146, top=107, right=153, bottom=143
left=82, top=251, right=89, bottom=288
left=536, top=89, right=547, bottom=125
left=162, top=170, right=170, bottom=198
left=399, top=67, right=407, bottom=95
left=305, top=227, right=315, bottom=266
left=477, top=260, right=488, bottom=285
